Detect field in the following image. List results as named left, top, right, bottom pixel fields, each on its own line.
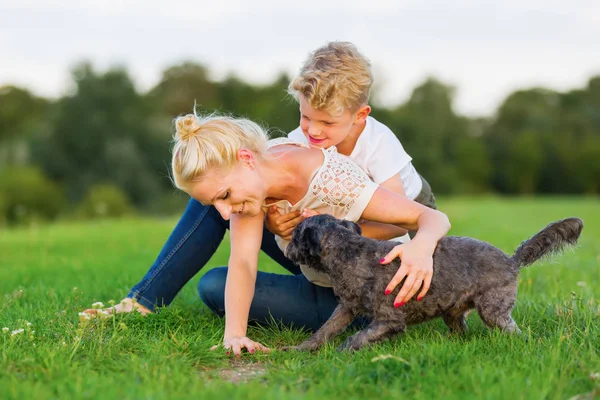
left=1, top=197, right=599, bottom=399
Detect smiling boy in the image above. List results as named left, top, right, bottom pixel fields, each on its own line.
left=267, top=41, right=437, bottom=240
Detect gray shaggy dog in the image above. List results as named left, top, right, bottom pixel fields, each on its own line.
left=285, top=214, right=583, bottom=352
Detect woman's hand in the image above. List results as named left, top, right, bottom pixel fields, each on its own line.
left=379, top=240, right=435, bottom=306
left=212, top=336, right=271, bottom=357
left=82, top=297, right=152, bottom=317
left=265, top=206, right=303, bottom=241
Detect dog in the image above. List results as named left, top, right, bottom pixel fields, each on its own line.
left=285, top=214, right=583, bottom=352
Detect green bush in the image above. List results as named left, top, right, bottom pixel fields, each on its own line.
left=144, top=190, right=189, bottom=216
left=77, top=184, right=134, bottom=219
left=0, top=166, right=66, bottom=226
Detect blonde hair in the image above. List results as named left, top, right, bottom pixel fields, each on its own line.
left=171, top=112, right=269, bottom=192
left=288, top=41, right=373, bottom=116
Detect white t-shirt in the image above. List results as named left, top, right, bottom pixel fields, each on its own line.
left=288, top=116, right=423, bottom=199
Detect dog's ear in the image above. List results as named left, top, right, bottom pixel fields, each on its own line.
left=286, top=224, right=324, bottom=266
left=340, top=220, right=362, bottom=236
left=303, top=226, right=323, bottom=257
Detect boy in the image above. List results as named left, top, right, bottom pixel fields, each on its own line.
left=267, top=41, right=436, bottom=240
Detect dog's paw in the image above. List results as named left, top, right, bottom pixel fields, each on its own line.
left=337, top=338, right=361, bottom=352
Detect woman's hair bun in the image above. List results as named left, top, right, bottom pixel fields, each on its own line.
left=175, top=114, right=202, bottom=141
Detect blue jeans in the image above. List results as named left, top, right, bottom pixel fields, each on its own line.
left=198, top=267, right=347, bottom=332
left=127, top=198, right=344, bottom=331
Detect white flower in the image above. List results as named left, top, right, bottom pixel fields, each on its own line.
left=78, top=312, right=92, bottom=322
left=11, top=329, right=24, bottom=336
left=2, top=327, right=9, bottom=333
left=25, top=321, right=32, bottom=327
left=91, top=302, right=104, bottom=309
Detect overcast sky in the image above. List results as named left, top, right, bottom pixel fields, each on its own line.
left=1, top=0, right=599, bottom=116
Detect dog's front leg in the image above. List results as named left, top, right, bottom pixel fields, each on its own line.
left=283, top=304, right=355, bottom=352
left=338, top=319, right=406, bottom=352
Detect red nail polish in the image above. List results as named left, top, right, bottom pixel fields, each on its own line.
left=226, top=351, right=230, bottom=355
left=417, top=296, right=423, bottom=301
left=394, top=302, right=400, bottom=308
left=250, top=349, right=255, bottom=354
left=399, top=302, right=406, bottom=307
left=379, top=258, right=385, bottom=263
left=384, top=289, right=391, bottom=295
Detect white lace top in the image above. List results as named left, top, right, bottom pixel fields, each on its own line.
left=263, top=137, right=379, bottom=287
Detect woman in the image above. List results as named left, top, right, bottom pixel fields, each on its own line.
left=87, top=113, right=450, bottom=355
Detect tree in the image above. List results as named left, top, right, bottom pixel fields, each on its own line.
left=378, top=77, right=477, bottom=194
left=32, top=62, right=169, bottom=206
left=0, top=86, right=48, bottom=166
left=148, top=62, right=219, bottom=117
left=485, top=88, right=560, bottom=193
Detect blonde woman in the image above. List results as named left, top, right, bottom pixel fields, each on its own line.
left=159, top=113, right=448, bottom=355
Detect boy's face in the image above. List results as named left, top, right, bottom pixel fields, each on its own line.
left=298, top=96, right=369, bottom=149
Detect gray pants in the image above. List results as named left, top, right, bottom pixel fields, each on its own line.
left=409, top=175, right=437, bottom=238
left=413, top=174, right=437, bottom=210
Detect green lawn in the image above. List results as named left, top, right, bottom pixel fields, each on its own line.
left=1, top=197, right=599, bottom=399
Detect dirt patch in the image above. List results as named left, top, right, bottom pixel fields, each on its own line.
left=202, top=360, right=267, bottom=384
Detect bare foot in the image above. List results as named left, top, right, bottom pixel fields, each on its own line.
left=82, top=297, right=152, bottom=317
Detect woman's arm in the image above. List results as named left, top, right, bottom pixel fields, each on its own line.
left=357, top=173, right=408, bottom=240
left=360, top=186, right=451, bottom=305
left=221, top=211, right=270, bottom=356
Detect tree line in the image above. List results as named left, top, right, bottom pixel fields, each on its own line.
left=0, top=61, right=598, bottom=226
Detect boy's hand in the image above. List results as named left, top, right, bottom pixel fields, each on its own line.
left=265, top=205, right=303, bottom=241
left=301, top=209, right=320, bottom=219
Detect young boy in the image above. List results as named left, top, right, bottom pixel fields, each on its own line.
left=266, top=41, right=437, bottom=240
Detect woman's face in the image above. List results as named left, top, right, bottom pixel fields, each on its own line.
left=189, top=158, right=265, bottom=220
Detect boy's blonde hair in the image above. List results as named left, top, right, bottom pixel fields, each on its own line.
left=288, top=41, right=373, bottom=116
left=171, top=112, right=269, bottom=192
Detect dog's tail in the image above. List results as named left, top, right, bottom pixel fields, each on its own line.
left=511, top=217, right=583, bottom=268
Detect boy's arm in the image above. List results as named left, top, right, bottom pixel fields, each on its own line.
left=379, top=172, right=405, bottom=196
left=360, top=187, right=450, bottom=304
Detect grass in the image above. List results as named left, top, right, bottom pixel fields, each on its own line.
left=1, top=196, right=599, bottom=399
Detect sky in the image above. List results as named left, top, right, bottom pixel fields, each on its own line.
left=1, top=0, right=599, bottom=117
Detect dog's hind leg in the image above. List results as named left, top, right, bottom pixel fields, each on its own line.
left=475, top=283, right=521, bottom=334
left=442, top=312, right=468, bottom=335
left=442, top=301, right=473, bottom=335
left=337, top=319, right=406, bottom=352
left=283, top=304, right=355, bottom=352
